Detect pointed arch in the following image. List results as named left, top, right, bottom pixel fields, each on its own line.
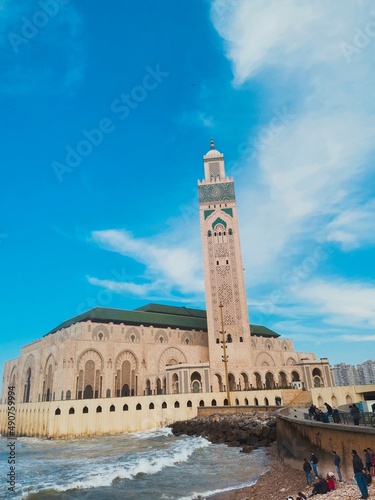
left=22, top=354, right=36, bottom=403
left=115, top=350, right=138, bottom=397
left=255, top=352, right=275, bottom=367
left=77, top=349, right=104, bottom=372
left=158, top=348, right=187, bottom=372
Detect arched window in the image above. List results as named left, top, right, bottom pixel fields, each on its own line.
left=211, top=399, right=217, bottom=406
left=239, top=337, right=243, bottom=342
left=223, top=399, right=228, bottom=406
left=110, top=405, right=115, bottom=412
left=55, top=408, right=61, bottom=415
left=235, top=398, right=239, bottom=405
left=149, top=402, right=154, bottom=410
left=216, top=338, right=220, bottom=344
left=96, top=406, right=102, bottom=413
left=83, top=406, right=89, bottom=414
left=254, top=398, right=259, bottom=406
left=199, top=400, right=205, bottom=407
left=66, top=390, right=71, bottom=400
left=106, top=389, right=111, bottom=398
left=123, top=404, right=128, bottom=411
left=162, top=402, right=167, bottom=409
left=264, top=397, right=269, bottom=406
left=136, top=403, right=142, bottom=411
left=187, top=400, right=192, bottom=408
left=69, top=407, right=75, bottom=414
left=174, top=401, right=180, bottom=408
left=244, top=398, right=249, bottom=405
left=61, top=391, right=64, bottom=400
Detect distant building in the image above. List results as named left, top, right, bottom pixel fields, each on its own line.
left=333, top=360, right=375, bottom=386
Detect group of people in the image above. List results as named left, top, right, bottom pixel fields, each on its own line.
left=301, top=448, right=374, bottom=498
left=307, top=403, right=340, bottom=423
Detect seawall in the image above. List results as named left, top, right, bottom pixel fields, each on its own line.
left=276, top=408, right=375, bottom=478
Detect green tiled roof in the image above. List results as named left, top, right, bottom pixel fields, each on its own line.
left=44, top=303, right=280, bottom=338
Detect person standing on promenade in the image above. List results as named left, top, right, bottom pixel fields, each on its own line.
left=350, top=403, right=361, bottom=425
left=308, top=404, right=315, bottom=420
left=324, top=402, right=333, bottom=416
left=332, top=451, right=343, bottom=481
left=303, top=458, right=313, bottom=485
left=352, top=449, right=368, bottom=499
left=310, top=451, right=319, bottom=478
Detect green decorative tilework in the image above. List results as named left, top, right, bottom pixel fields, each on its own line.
left=212, top=217, right=227, bottom=229
left=222, top=208, right=233, bottom=217
left=198, top=182, right=235, bottom=204
left=204, top=209, right=215, bottom=219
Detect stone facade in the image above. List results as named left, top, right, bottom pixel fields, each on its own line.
left=0, top=144, right=335, bottom=436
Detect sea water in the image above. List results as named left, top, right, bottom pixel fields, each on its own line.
left=0, top=428, right=267, bottom=499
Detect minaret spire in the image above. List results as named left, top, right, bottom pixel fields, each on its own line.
left=210, top=137, right=215, bottom=150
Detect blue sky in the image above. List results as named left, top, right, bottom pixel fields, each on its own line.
left=1, top=0, right=375, bottom=385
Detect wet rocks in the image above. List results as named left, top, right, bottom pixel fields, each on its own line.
left=169, top=411, right=277, bottom=451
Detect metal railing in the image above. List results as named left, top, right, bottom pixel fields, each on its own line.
left=304, top=411, right=375, bottom=427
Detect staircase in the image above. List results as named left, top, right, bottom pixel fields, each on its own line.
left=285, top=390, right=313, bottom=408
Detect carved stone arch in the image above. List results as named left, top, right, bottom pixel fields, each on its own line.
left=159, top=348, right=187, bottom=372
left=77, top=349, right=104, bottom=372
left=22, top=354, right=36, bottom=403
left=286, top=357, right=297, bottom=366
left=124, top=327, right=140, bottom=343
left=255, top=352, right=275, bottom=367
left=22, top=354, right=36, bottom=380
left=181, top=332, right=193, bottom=345
left=92, top=324, right=109, bottom=341
left=264, top=339, right=273, bottom=351
left=44, top=353, right=56, bottom=372
left=281, top=341, right=289, bottom=351
left=115, top=350, right=138, bottom=372
left=9, top=365, right=17, bottom=386
left=155, top=329, right=168, bottom=344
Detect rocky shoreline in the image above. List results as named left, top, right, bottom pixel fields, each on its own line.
left=170, top=412, right=375, bottom=500
left=169, top=411, right=277, bottom=452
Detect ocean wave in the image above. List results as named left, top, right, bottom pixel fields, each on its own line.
left=175, top=479, right=257, bottom=500
left=128, top=426, right=173, bottom=440
left=19, top=435, right=209, bottom=498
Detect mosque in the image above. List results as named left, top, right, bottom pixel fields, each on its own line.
left=0, top=143, right=335, bottom=437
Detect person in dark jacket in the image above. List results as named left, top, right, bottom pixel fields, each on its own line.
left=303, top=458, right=313, bottom=485
left=332, top=408, right=341, bottom=423
left=310, top=451, right=319, bottom=478
left=332, top=451, right=343, bottom=481
left=350, top=404, right=361, bottom=425
left=310, top=478, right=329, bottom=495
left=352, top=449, right=368, bottom=499
left=324, top=402, right=333, bottom=415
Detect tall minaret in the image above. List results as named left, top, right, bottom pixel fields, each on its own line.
left=198, top=140, right=251, bottom=390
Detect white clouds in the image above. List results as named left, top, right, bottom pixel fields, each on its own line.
left=211, top=0, right=375, bottom=287
left=90, top=229, right=204, bottom=299
left=296, top=278, right=375, bottom=329
left=325, top=200, right=375, bottom=250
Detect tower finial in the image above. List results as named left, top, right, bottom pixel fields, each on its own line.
left=210, top=137, right=215, bottom=150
